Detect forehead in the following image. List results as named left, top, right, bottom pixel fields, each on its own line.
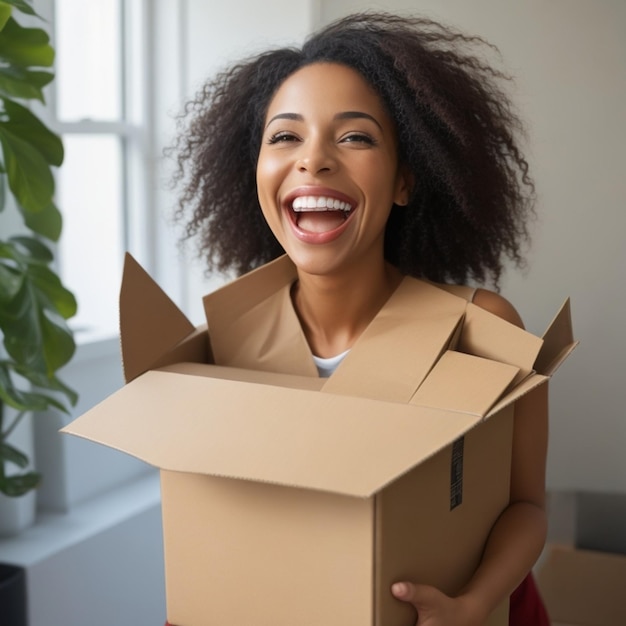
left=266, top=62, right=390, bottom=121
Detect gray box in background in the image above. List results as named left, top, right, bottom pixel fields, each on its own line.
left=575, top=491, right=626, bottom=555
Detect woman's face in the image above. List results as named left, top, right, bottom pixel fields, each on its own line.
left=256, top=62, right=409, bottom=278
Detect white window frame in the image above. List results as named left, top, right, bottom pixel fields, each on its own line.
left=32, top=0, right=156, bottom=341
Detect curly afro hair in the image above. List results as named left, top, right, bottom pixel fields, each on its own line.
left=169, top=11, right=535, bottom=288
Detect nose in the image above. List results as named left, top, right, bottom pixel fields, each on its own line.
left=296, top=138, right=337, bottom=175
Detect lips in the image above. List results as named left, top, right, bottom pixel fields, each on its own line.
left=283, top=187, right=357, bottom=243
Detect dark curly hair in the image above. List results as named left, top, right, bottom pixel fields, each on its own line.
left=169, top=11, right=535, bottom=287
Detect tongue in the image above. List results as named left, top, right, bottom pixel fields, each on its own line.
left=297, top=211, right=345, bottom=233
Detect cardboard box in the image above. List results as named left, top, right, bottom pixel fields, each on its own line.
left=536, top=544, right=626, bottom=626
left=63, top=254, right=577, bottom=626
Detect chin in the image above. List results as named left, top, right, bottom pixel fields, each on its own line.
left=286, top=249, right=347, bottom=277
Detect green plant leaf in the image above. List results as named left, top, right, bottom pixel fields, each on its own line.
left=43, top=308, right=76, bottom=368
left=1, top=97, right=63, bottom=165
left=28, top=263, right=77, bottom=317
left=0, top=362, right=49, bottom=410
left=0, top=1, right=38, bottom=18
left=0, top=261, right=22, bottom=300
left=23, top=201, right=62, bottom=241
left=0, top=280, right=75, bottom=373
left=12, top=363, right=77, bottom=406
left=0, top=123, right=54, bottom=212
left=0, top=66, right=53, bottom=101
left=0, top=471, right=40, bottom=496
left=0, top=5, right=12, bottom=31
left=0, top=384, right=50, bottom=412
left=0, top=237, right=77, bottom=376
left=0, top=360, right=73, bottom=410
left=2, top=297, right=76, bottom=375
left=0, top=440, right=28, bottom=467
left=3, top=237, right=77, bottom=314
left=0, top=17, right=52, bottom=68
left=5, top=234, right=53, bottom=263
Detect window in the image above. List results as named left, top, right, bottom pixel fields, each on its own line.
left=52, top=0, right=148, bottom=337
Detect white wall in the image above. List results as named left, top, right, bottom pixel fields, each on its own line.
left=317, top=0, right=626, bottom=493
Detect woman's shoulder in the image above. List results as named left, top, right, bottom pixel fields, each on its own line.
left=472, top=288, right=525, bottom=329
left=431, top=281, right=524, bottom=329
left=431, top=281, right=477, bottom=303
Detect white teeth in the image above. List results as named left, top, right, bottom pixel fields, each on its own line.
left=292, top=196, right=352, bottom=212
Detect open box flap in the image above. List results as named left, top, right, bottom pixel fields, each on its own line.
left=120, top=253, right=196, bottom=383
left=204, top=255, right=297, bottom=328
left=148, top=326, right=212, bottom=373
left=411, top=351, right=520, bottom=416
left=321, top=279, right=467, bottom=402
left=457, top=302, right=544, bottom=384
left=61, top=369, right=481, bottom=498
left=167, top=355, right=518, bottom=427
left=204, top=256, right=317, bottom=376
left=486, top=372, right=549, bottom=418
left=67, top=255, right=577, bottom=498
left=483, top=298, right=578, bottom=416
left=160, top=361, right=326, bottom=392
left=535, top=298, right=579, bottom=376
left=204, top=255, right=518, bottom=404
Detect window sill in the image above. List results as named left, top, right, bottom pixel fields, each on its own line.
left=0, top=472, right=160, bottom=567
left=71, top=326, right=120, bottom=357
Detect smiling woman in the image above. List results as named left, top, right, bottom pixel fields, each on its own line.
left=168, top=11, right=548, bottom=626
left=257, top=63, right=409, bottom=283
left=255, top=62, right=411, bottom=357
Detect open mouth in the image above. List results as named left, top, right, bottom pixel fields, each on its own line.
left=289, top=195, right=355, bottom=235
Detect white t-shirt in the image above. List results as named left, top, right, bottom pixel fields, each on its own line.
left=312, top=349, right=350, bottom=377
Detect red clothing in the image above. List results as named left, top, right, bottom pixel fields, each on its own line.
left=165, top=572, right=549, bottom=626
left=509, top=572, right=551, bottom=625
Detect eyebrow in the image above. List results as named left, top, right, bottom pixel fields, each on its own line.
left=336, top=111, right=383, bottom=130
left=265, top=111, right=383, bottom=130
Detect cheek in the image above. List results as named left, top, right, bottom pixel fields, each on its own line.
left=256, top=159, right=284, bottom=234
left=255, top=170, right=272, bottom=215
left=256, top=150, right=284, bottom=196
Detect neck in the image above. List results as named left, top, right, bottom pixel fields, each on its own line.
left=292, top=259, right=402, bottom=358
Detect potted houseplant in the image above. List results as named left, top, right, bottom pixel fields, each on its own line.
left=0, top=0, right=77, bottom=530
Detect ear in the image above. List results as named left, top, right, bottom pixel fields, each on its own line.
left=393, top=164, right=413, bottom=206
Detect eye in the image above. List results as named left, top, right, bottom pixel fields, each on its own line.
left=340, top=132, right=377, bottom=146
left=267, top=131, right=300, bottom=145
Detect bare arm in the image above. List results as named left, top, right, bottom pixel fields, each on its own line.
left=392, top=289, right=549, bottom=625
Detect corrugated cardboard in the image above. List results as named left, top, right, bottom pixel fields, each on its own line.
left=536, top=544, right=626, bottom=626
left=63, top=254, right=577, bottom=626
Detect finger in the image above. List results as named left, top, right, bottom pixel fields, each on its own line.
left=391, top=581, right=415, bottom=601
left=391, top=581, right=439, bottom=608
